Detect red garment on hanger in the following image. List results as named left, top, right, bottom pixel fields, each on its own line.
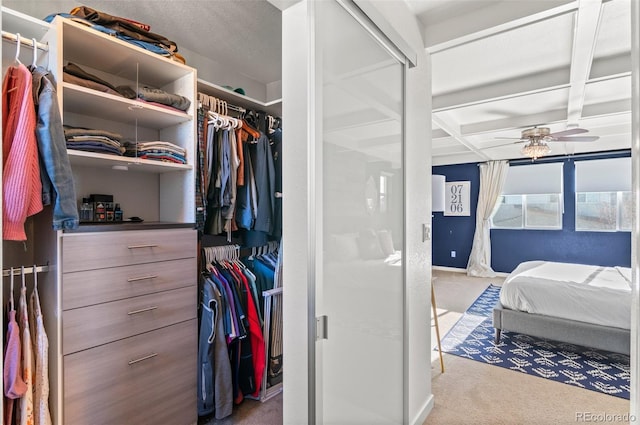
left=232, top=263, right=264, bottom=398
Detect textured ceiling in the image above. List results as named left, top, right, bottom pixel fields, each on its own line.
left=3, top=0, right=282, bottom=85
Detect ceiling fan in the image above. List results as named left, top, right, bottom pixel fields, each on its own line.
left=492, top=126, right=600, bottom=160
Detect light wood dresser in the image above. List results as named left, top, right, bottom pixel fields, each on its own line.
left=61, top=227, right=197, bottom=424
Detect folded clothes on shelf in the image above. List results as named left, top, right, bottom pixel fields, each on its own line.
left=62, top=63, right=190, bottom=112
left=138, top=86, right=191, bottom=112
left=64, top=126, right=125, bottom=156
left=124, top=140, right=187, bottom=164
left=44, top=6, right=184, bottom=63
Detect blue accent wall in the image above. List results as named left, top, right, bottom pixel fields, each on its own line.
left=432, top=163, right=479, bottom=269
left=432, top=151, right=631, bottom=273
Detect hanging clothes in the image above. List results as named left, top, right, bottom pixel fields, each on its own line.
left=4, top=271, right=27, bottom=425
left=17, top=273, right=34, bottom=425
left=30, top=65, right=79, bottom=231
left=197, top=274, right=233, bottom=420
left=197, top=243, right=280, bottom=417
left=270, top=126, right=283, bottom=239
left=195, top=104, right=208, bottom=231
left=196, top=94, right=282, bottom=248
left=2, top=63, right=43, bottom=241
left=29, top=274, right=52, bottom=425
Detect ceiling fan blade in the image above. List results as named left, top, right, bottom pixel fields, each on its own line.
left=548, top=128, right=588, bottom=137
left=551, top=136, right=599, bottom=142
left=494, top=137, right=525, bottom=140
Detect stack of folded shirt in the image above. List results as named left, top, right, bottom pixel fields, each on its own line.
left=124, top=141, right=187, bottom=164
left=64, top=126, right=125, bottom=156
left=44, top=6, right=184, bottom=63
left=63, top=63, right=136, bottom=98
left=137, top=86, right=191, bottom=112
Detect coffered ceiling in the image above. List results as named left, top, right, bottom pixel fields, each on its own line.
left=409, top=0, right=632, bottom=165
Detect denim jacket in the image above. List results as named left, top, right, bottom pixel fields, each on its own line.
left=30, top=66, right=79, bottom=230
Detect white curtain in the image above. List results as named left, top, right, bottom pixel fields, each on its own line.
left=467, top=160, right=509, bottom=277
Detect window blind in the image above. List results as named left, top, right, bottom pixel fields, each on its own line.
left=575, top=157, right=631, bottom=192
left=502, top=162, right=564, bottom=195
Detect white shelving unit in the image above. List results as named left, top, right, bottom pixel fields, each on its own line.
left=198, top=78, right=282, bottom=116
left=3, top=10, right=200, bottom=425
left=44, top=15, right=197, bottom=223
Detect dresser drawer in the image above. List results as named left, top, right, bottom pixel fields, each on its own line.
left=63, top=257, right=196, bottom=310
left=63, top=285, right=196, bottom=354
left=62, top=228, right=196, bottom=272
left=64, top=319, right=196, bottom=425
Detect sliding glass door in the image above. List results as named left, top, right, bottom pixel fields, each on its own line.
left=315, top=1, right=405, bottom=423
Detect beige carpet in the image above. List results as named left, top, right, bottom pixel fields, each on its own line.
left=426, top=269, right=631, bottom=425
left=200, top=392, right=283, bottom=425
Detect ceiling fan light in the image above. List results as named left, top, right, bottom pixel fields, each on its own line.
left=521, top=142, right=551, bottom=160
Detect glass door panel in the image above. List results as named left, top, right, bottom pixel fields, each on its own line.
left=317, top=1, right=405, bottom=423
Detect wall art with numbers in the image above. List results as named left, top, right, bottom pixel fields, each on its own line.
left=444, top=181, right=471, bottom=216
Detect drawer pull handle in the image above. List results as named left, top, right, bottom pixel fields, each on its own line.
left=128, top=352, right=158, bottom=365
left=127, top=306, right=158, bottom=315
left=127, top=275, right=158, bottom=282
left=127, top=244, right=158, bottom=249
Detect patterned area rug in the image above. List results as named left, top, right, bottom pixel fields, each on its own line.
left=438, top=284, right=630, bottom=399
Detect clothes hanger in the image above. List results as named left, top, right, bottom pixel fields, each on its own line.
left=21, top=265, right=26, bottom=292
left=241, top=120, right=260, bottom=139
left=33, top=264, right=38, bottom=291
left=14, top=33, right=22, bottom=65
left=31, top=38, right=38, bottom=67
left=10, top=267, right=15, bottom=312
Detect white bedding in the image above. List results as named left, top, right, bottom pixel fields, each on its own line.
left=500, top=260, right=631, bottom=330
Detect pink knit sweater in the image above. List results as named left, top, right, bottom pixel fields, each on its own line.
left=2, top=63, right=43, bottom=241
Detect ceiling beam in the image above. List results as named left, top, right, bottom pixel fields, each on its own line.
left=426, top=1, right=579, bottom=54
left=459, top=108, right=569, bottom=135
left=433, top=68, right=570, bottom=112
left=433, top=55, right=629, bottom=112
left=432, top=115, right=491, bottom=160
left=566, top=0, right=605, bottom=126
left=431, top=128, right=450, bottom=140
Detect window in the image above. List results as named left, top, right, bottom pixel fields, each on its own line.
left=575, top=157, right=631, bottom=232
left=491, top=162, right=563, bottom=230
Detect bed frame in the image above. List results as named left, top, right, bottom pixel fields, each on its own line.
left=493, top=301, right=630, bottom=356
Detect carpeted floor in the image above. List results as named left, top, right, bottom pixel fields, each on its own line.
left=199, top=392, right=283, bottom=425
left=439, top=284, right=630, bottom=399
left=427, top=269, right=631, bottom=425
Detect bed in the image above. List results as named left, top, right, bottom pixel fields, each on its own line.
left=492, top=260, right=632, bottom=355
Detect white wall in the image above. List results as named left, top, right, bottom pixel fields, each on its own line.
left=282, top=2, right=313, bottom=423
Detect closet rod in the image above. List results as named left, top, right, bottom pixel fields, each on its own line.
left=2, top=265, right=50, bottom=277
left=1, top=30, right=49, bottom=52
